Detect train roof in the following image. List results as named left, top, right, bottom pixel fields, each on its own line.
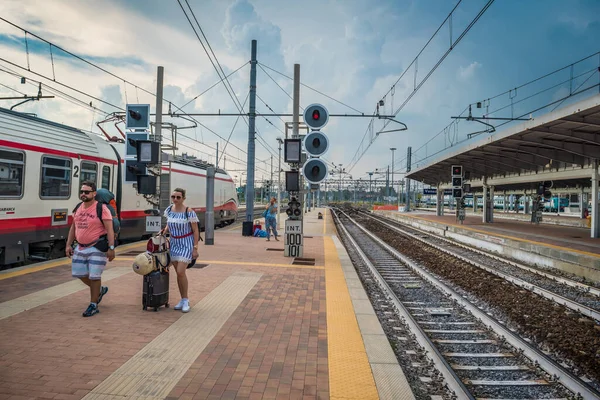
left=0, top=107, right=117, bottom=162
left=171, top=155, right=228, bottom=175
left=0, top=107, right=84, bottom=133
left=0, top=108, right=231, bottom=177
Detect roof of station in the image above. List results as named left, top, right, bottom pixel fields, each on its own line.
left=406, top=94, right=600, bottom=188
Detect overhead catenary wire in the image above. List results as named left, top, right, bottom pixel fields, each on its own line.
left=0, top=81, right=27, bottom=96
left=218, top=91, right=249, bottom=165
left=0, top=56, right=124, bottom=111
left=178, top=61, right=249, bottom=110
left=411, top=52, right=600, bottom=168
left=346, top=0, right=496, bottom=172
left=178, top=0, right=279, bottom=160
left=0, top=65, right=113, bottom=116
left=0, top=17, right=253, bottom=164
left=258, top=62, right=363, bottom=114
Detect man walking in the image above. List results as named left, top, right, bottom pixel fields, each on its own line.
left=66, top=181, right=115, bottom=317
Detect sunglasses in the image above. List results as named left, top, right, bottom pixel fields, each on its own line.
left=80, top=190, right=93, bottom=195
left=171, top=195, right=182, bottom=199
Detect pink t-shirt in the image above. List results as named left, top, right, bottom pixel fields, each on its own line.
left=74, top=201, right=112, bottom=245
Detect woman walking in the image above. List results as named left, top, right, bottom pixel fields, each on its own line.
left=161, top=188, right=199, bottom=313
left=264, top=197, right=279, bottom=242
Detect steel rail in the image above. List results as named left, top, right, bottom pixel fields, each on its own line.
left=368, top=211, right=600, bottom=297
left=340, top=209, right=600, bottom=399
left=331, top=209, right=474, bottom=400
left=364, top=212, right=600, bottom=322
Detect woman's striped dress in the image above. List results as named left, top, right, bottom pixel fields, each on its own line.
left=164, top=206, right=198, bottom=263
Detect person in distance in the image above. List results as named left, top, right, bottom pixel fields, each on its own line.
left=264, top=197, right=279, bottom=242
left=160, top=188, right=199, bottom=313
left=66, top=181, right=115, bottom=317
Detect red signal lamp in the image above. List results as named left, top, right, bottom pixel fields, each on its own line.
left=312, top=110, right=320, bottom=120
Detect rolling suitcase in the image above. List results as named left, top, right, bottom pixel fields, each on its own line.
left=142, top=270, right=170, bottom=311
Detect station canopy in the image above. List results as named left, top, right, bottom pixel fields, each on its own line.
left=406, top=94, right=600, bottom=191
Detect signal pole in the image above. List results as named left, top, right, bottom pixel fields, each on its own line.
left=245, top=40, right=257, bottom=224
left=390, top=147, right=396, bottom=207
left=405, top=146, right=412, bottom=212
left=155, top=66, right=169, bottom=217
left=277, top=138, right=283, bottom=228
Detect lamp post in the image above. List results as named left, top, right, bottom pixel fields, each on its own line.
left=368, top=172, right=373, bottom=205
left=338, top=164, right=343, bottom=201
left=390, top=148, right=396, bottom=207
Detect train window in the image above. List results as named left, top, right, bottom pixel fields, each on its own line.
left=40, top=156, right=71, bottom=199
left=101, top=166, right=111, bottom=190
left=0, top=149, right=25, bottom=198
left=80, top=161, right=97, bottom=185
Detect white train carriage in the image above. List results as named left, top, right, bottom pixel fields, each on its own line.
left=0, top=107, right=237, bottom=266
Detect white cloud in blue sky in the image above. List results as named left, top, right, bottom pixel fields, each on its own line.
left=0, top=0, right=599, bottom=181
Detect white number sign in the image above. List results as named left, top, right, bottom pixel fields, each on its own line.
left=145, top=216, right=162, bottom=233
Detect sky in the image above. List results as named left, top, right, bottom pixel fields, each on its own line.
left=0, top=0, right=599, bottom=187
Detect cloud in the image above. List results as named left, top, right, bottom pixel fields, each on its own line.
left=457, top=61, right=482, bottom=81
left=99, top=85, right=124, bottom=109
left=1, top=0, right=599, bottom=181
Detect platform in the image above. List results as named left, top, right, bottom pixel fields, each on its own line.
left=375, top=210, right=600, bottom=282
left=0, top=208, right=413, bottom=400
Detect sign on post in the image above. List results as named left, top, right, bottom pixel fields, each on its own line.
left=145, top=216, right=162, bottom=232
left=284, top=219, right=303, bottom=257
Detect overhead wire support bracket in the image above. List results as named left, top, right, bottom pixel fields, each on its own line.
left=375, top=116, right=408, bottom=134
left=451, top=104, right=531, bottom=138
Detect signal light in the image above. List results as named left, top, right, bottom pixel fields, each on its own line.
left=128, top=109, right=142, bottom=121
left=451, top=165, right=462, bottom=176
left=303, top=104, right=329, bottom=130
left=125, top=104, right=150, bottom=129
left=302, top=159, right=328, bottom=184
left=303, top=131, right=329, bottom=157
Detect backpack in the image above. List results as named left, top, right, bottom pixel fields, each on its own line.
left=73, top=188, right=121, bottom=237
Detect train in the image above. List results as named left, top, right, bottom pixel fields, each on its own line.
left=0, top=107, right=238, bottom=267
left=425, top=195, right=571, bottom=212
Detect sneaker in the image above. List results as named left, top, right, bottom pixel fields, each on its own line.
left=274, top=236, right=279, bottom=241
left=174, top=299, right=185, bottom=310
left=97, top=286, right=108, bottom=304
left=82, top=303, right=99, bottom=317
left=182, top=299, right=190, bottom=313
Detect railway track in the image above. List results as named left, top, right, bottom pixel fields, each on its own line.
left=361, top=210, right=600, bottom=322
left=332, top=207, right=599, bottom=399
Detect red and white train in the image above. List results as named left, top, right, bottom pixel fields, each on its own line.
left=0, top=107, right=238, bottom=266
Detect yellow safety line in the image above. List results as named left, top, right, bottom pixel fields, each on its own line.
left=324, top=236, right=378, bottom=400
left=399, top=213, right=600, bottom=259
left=116, top=257, right=325, bottom=270
left=0, top=241, right=145, bottom=281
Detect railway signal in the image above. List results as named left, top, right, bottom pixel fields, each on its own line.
left=451, top=165, right=463, bottom=199
left=301, top=104, right=329, bottom=185
left=125, top=104, right=150, bottom=130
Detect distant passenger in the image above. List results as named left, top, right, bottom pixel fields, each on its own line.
left=160, top=188, right=199, bottom=313
left=66, top=181, right=115, bottom=317
left=265, top=197, right=279, bottom=242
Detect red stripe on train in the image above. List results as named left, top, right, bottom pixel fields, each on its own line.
left=0, top=139, right=118, bottom=165
left=0, top=203, right=238, bottom=233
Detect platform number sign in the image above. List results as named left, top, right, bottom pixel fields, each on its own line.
left=284, top=220, right=303, bottom=257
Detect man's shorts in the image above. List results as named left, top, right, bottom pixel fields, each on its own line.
left=71, top=245, right=108, bottom=280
